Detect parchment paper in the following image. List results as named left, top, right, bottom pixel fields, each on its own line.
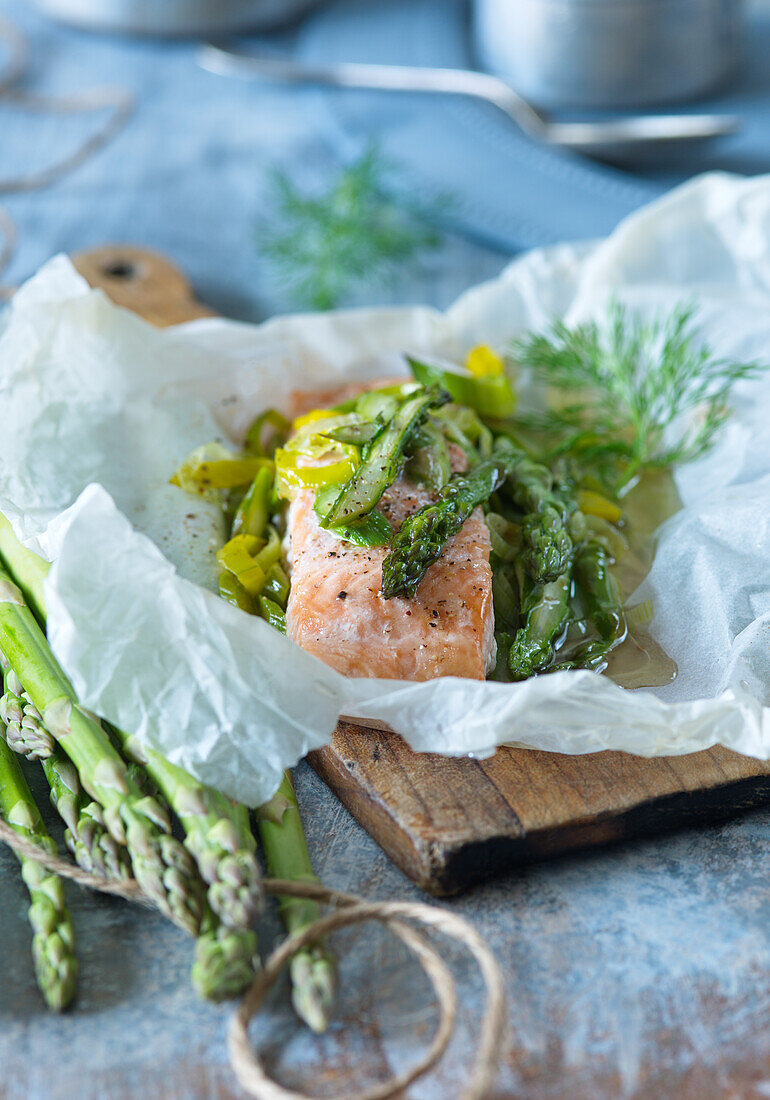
left=1, top=172, right=769, bottom=805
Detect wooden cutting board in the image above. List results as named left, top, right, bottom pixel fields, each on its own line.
left=73, top=244, right=770, bottom=896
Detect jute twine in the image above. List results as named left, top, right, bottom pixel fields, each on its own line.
left=0, top=817, right=506, bottom=1100
left=0, top=17, right=135, bottom=296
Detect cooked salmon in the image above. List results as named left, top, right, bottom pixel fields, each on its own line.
left=288, top=378, right=407, bottom=420
left=285, top=476, right=496, bottom=681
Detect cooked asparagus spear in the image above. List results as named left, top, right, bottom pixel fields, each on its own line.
left=0, top=564, right=204, bottom=935
left=405, top=420, right=451, bottom=491
left=323, top=418, right=383, bottom=447
left=255, top=772, right=335, bottom=1034
left=319, top=385, right=448, bottom=529
left=575, top=542, right=625, bottom=641
left=521, top=506, right=572, bottom=584
left=556, top=542, right=626, bottom=671
left=381, top=455, right=510, bottom=599
left=508, top=572, right=571, bottom=680
left=118, top=732, right=262, bottom=930
left=495, top=439, right=573, bottom=583
left=0, top=736, right=77, bottom=1010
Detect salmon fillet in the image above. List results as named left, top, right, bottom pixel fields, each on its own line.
left=288, top=378, right=407, bottom=420
left=285, top=478, right=496, bottom=681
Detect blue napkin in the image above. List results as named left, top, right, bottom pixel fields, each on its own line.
left=2, top=0, right=770, bottom=317
left=296, top=0, right=770, bottom=250
left=295, top=0, right=663, bottom=251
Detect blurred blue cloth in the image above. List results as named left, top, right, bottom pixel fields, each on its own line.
left=2, top=0, right=770, bottom=318
left=297, top=0, right=660, bottom=250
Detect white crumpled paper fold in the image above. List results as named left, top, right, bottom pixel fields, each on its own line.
left=1, top=172, right=770, bottom=805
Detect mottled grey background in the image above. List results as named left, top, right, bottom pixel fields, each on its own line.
left=2, top=761, right=770, bottom=1099
left=2, top=0, right=770, bottom=1096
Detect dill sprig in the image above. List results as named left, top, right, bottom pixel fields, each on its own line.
left=512, top=302, right=763, bottom=489
left=258, top=147, right=444, bottom=311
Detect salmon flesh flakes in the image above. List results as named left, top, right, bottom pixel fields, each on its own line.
left=285, top=476, right=496, bottom=681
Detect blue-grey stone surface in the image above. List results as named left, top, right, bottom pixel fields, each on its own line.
left=2, top=1, right=770, bottom=1096
left=2, top=762, right=770, bottom=1099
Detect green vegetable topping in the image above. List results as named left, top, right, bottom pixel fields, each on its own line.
left=408, top=352, right=515, bottom=418
left=553, top=542, right=627, bottom=672
left=406, top=420, right=452, bottom=492
left=381, top=455, right=511, bottom=599
left=314, top=486, right=394, bottom=547
left=319, top=385, right=449, bottom=529
left=508, top=573, right=572, bottom=681
left=495, top=438, right=573, bottom=583
left=232, top=466, right=273, bottom=539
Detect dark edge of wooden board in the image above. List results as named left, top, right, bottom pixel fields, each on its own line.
left=309, top=728, right=770, bottom=897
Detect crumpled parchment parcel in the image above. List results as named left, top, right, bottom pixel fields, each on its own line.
left=1, top=171, right=769, bottom=806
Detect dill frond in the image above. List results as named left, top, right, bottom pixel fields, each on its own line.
left=512, top=302, right=763, bottom=489
left=258, top=146, right=444, bottom=310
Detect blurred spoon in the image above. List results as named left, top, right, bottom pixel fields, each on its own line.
left=198, top=43, right=740, bottom=164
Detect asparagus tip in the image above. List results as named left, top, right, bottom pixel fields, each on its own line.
left=191, top=925, right=259, bottom=1003
left=289, top=946, right=337, bottom=1033
left=33, top=929, right=78, bottom=1011
left=25, top=873, right=78, bottom=1011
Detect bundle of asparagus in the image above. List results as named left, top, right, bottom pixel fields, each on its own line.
left=0, top=528, right=333, bottom=1021
left=0, top=735, right=77, bottom=1011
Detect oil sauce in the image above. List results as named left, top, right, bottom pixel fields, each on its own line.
left=605, top=469, right=680, bottom=690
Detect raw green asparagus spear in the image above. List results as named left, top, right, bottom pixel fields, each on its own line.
left=0, top=665, right=55, bottom=760
left=508, top=573, right=571, bottom=680
left=255, top=772, right=336, bottom=1033
left=495, top=439, right=573, bottom=583
left=0, top=564, right=204, bottom=935
left=114, top=740, right=260, bottom=1000
left=191, top=909, right=260, bottom=1002
left=117, top=732, right=262, bottom=930
left=555, top=542, right=627, bottom=672
left=43, top=749, right=133, bottom=881
left=381, top=455, right=511, bottom=599
left=0, top=514, right=48, bottom=624
left=1, top=497, right=280, bottom=1005
left=0, top=736, right=77, bottom=1010
left=319, top=385, right=449, bottom=529
left=1, top=662, right=134, bottom=879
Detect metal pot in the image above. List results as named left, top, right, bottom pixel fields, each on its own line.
left=474, top=0, right=744, bottom=109
left=33, top=0, right=321, bottom=35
